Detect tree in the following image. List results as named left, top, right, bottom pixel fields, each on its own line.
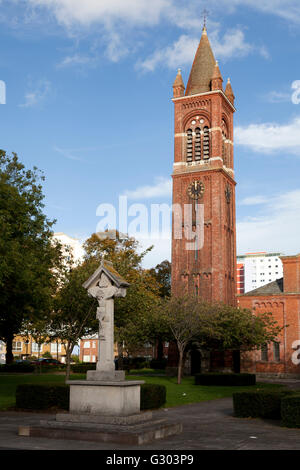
left=161, top=296, right=283, bottom=384
left=0, top=151, right=61, bottom=363
left=149, top=260, right=172, bottom=360
left=51, top=260, right=97, bottom=379
left=149, top=260, right=171, bottom=298
left=83, top=233, right=162, bottom=364
left=161, top=295, right=207, bottom=384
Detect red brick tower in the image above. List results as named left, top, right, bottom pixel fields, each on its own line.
left=171, top=26, right=237, bottom=306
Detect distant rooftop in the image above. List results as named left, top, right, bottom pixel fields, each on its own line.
left=239, top=278, right=284, bottom=296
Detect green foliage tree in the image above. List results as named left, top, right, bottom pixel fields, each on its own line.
left=0, top=151, right=61, bottom=364
left=160, top=296, right=283, bottom=384
left=83, top=233, right=162, bottom=364
left=51, top=260, right=97, bottom=379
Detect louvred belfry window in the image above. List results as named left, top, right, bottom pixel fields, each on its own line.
left=203, top=126, right=210, bottom=160
left=186, top=129, right=193, bottom=164
left=195, top=128, right=201, bottom=162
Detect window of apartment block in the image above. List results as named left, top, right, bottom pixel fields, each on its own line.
left=273, top=342, right=280, bottom=362
left=12, top=341, right=22, bottom=351
left=84, top=341, right=90, bottom=348
left=261, top=344, right=268, bottom=361
left=32, top=343, right=43, bottom=353
left=83, top=355, right=90, bottom=362
left=92, top=341, right=96, bottom=348
left=50, top=343, right=62, bottom=353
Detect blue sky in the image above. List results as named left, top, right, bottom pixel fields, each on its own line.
left=1, top=0, right=300, bottom=267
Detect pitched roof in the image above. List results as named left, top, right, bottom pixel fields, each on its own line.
left=83, top=260, right=130, bottom=290
left=241, top=278, right=284, bottom=297
left=185, top=27, right=216, bottom=96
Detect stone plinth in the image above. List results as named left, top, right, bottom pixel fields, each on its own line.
left=67, top=380, right=144, bottom=417
left=86, top=370, right=125, bottom=381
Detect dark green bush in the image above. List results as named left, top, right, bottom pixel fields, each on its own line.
left=195, top=373, right=256, bottom=386
left=281, top=394, right=300, bottom=428
left=16, top=384, right=69, bottom=410
left=233, top=390, right=293, bottom=419
left=150, top=359, right=167, bottom=370
left=71, top=363, right=96, bottom=374
left=140, top=384, right=166, bottom=410
left=15, top=382, right=166, bottom=412
left=0, top=363, right=35, bottom=373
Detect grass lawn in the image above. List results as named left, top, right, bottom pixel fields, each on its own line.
left=0, top=373, right=283, bottom=411
left=128, top=375, right=283, bottom=408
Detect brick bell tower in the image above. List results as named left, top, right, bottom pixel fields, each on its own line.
left=171, top=25, right=237, bottom=306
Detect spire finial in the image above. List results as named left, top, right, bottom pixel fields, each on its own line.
left=202, top=8, right=209, bottom=31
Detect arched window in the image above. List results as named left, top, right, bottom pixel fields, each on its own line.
left=195, top=128, right=201, bottom=162
left=203, top=127, right=210, bottom=160
left=222, top=119, right=228, bottom=166
left=186, top=129, right=193, bottom=164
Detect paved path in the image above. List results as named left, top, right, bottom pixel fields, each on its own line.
left=1, top=397, right=300, bottom=450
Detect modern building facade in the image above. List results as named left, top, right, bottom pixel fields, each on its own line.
left=237, top=252, right=283, bottom=294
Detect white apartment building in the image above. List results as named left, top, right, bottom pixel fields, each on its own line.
left=53, top=232, right=84, bottom=265
left=237, top=252, right=283, bottom=294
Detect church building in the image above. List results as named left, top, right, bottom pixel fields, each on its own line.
left=171, top=25, right=236, bottom=307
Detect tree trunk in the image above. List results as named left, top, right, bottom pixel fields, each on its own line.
left=157, top=340, right=164, bottom=361
left=65, top=344, right=73, bottom=381
left=5, top=335, right=14, bottom=365
left=177, top=348, right=184, bottom=385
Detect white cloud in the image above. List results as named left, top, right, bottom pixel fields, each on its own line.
left=123, top=177, right=172, bottom=200
left=240, top=195, right=270, bottom=206
left=237, top=189, right=300, bottom=255
left=57, top=54, right=96, bottom=68
left=236, top=117, right=300, bottom=154
left=54, top=146, right=83, bottom=161
left=265, top=90, right=291, bottom=103
left=19, top=79, right=51, bottom=108
left=138, top=28, right=267, bottom=72
left=27, top=0, right=171, bottom=27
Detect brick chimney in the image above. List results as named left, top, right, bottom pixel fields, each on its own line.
left=280, top=254, right=300, bottom=293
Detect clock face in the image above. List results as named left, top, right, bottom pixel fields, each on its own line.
left=187, top=180, right=205, bottom=200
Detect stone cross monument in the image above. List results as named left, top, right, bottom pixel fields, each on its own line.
left=82, top=260, right=130, bottom=381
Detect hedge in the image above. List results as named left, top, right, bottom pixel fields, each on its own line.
left=150, top=359, right=167, bottom=370
left=16, top=384, right=69, bottom=411
left=140, top=384, right=166, bottom=410
left=71, top=363, right=96, bottom=374
left=195, top=373, right=256, bottom=386
left=281, top=394, right=300, bottom=428
left=0, top=363, right=35, bottom=373
left=16, top=383, right=166, bottom=411
left=233, top=390, right=293, bottom=419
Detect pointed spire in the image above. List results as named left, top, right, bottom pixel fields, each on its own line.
left=173, top=68, right=185, bottom=98
left=225, top=78, right=235, bottom=105
left=211, top=60, right=223, bottom=91
left=185, top=27, right=216, bottom=96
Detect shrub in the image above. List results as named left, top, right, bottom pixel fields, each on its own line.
left=195, top=373, right=256, bottom=386
left=140, top=384, right=166, bottom=410
left=71, top=363, right=96, bottom=374
left=281, top=394, right=300, bottom=428
left=233, top=390, right=293, bottom=419
left=150, top=359, right=167, bottom=370
left=0, top=362, right=35, bottom=373
left=15, top=382, right=166, bottom=412
left=16, top=384, right=69, bottom=411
